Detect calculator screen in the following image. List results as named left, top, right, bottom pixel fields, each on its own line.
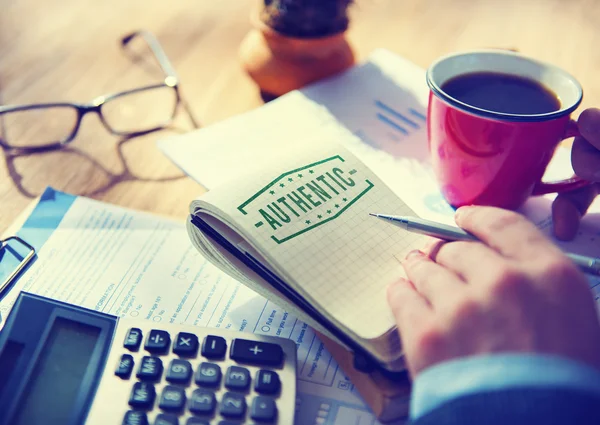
left=11, top=317, right=101, bottom=425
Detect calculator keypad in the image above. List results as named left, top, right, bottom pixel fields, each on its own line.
left=189, top=389, right=217, bottom=414
left=173, top=332, right=199, bottom=357
left=129, top=381, right=156, bottom=408
left=225, top=366, right=250, bottom=391
left=219, top=392, right=246, bottom=418
left=201, top=335, right=226, bottom=359
left=116, top=354, right=135, bottom=379
left=136, top=356, right=163, bottom=381
left=194, top=362, right=221, bottom=387
left=166, top=359, right=193, bottom=384
left=251, top=396, right=278, bottom=422
left=159, top=385, right=187, bottom=412
left=105, top=326, right=295, bottom=425
left=155, top=413, right=179, bottom=425
left=124, top=328, right=143, bottom=351
left=123, top=410, right=148, bottom=425
left=254, top=369, right=280, bottom=395
left=145, top=330, right=171, bottom=354
left=229, top=338, right=283, bottom=366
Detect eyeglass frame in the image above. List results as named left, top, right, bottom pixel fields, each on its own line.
left=0, top=30, right=199, bottom=153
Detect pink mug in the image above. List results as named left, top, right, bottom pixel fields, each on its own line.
left=426, top=50, right=589, bottom=210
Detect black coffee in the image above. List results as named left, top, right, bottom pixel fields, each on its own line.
left=441, top=72, right=561, bottom=115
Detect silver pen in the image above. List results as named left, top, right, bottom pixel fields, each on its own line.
left=370, top=213, right=600, bottom=277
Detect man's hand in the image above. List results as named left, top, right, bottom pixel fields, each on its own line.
left=553, top=108, right=600, bottom=241
left=388, top=206, right=600, bottom=378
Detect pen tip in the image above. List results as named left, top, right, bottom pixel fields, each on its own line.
left=369, top=213, right=378, bottom=217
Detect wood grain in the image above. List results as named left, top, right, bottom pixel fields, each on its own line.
left=1, top=0, right=599, bottom=232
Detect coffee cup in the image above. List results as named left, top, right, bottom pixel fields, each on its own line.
left=426, top=50, right=589, bottom=210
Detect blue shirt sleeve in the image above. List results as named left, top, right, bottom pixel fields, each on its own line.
left=410, top=354, right=600, bottom=420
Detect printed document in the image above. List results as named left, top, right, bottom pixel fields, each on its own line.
left=0, top=188, right=386, bottom=425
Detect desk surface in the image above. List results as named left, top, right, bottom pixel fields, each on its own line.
left=1, top=0, right=599, bottom=232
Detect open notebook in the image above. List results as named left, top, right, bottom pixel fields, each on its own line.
left=186, top=138, right=427, bottom=372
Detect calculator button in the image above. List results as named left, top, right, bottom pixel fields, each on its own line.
left=154, top=413, right=179, bottom=425
left=145, top=330, right=171, bottom=354
left=225, top=366, right=250, bottom=391
left=137, top=356, right=163, bottom=381
left=219, top=392, right=246, bottom=418
left=159, top=385, right=186, bottom=412
left=194, top=362, right=221, bottom=387
left=188, top=388, right=216, bottom=414
left=254, top=370, right=280, bottom=394
left=129, top=382, right=156, bottom=408
left=123, top=410, right=148, bottom=425
left=124, top=328, right=143, bottom=351
left=251, top=396, right=277, bottom=422
left=230, top=339, right=284, bottom=366
left=201, top=335, right=226, bottom=359
left=173, top=332, right=199, bottom=356
left=115, top=354, right=135, bottom=379
left=186, top=418, right=209, bottom=425
left=166, top=359, right=192, bottom=384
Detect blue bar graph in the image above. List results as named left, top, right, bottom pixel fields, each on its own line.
left=409, top=107, right=427, bottom=121
left=375, top=100, right=420, bottom=129
left=376, top=113, right=408, bottom=135
left=374, top=100, right=427, bottom=137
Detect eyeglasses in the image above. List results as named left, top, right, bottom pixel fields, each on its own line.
left=0, top=30, right=199, bottom=153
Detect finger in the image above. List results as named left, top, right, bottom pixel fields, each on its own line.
left=434, top=240, right=507, bottom=282
left=421, top=238, right=446, bottom=259
left=454, top=206, right=562, bottom=261
left=552, top=183, right=600, bottom=241
left=387, top=279, right=436, bottom=377
left=577, top=108, right=600, bottom=151
left=402, top=250, right=466, bottom=307
left=387, top=278, right=433, bottom=329
left=572, top=137, right=600, bottom=182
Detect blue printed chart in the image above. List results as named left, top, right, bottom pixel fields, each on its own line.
left=374, top=100, right=426, bottom=141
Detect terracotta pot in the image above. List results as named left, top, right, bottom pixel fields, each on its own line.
left=239, top=13, right=356, bottom=97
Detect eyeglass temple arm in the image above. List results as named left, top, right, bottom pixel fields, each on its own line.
left=121, top=30, right=179, bottom=81
left=121, top=30, right=200, bottom=130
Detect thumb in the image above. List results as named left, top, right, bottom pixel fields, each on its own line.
left=552, top=183, right=600, bottom=241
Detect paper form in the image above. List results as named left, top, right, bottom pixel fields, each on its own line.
left=0, top=188, right=389, bottom=425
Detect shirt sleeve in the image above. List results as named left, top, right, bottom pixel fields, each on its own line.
left=410, top=353, right=600, bottom=420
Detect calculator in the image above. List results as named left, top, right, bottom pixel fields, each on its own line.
left=0, top=292, right=297, bottom=425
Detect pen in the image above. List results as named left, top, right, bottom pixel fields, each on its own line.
left=369, top=213, right=600, bottom=277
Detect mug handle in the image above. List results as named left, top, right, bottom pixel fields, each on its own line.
left=532, top=119, right=591, bottom=195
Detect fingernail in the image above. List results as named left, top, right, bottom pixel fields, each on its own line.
left=405, top=249, right=424, bottom=260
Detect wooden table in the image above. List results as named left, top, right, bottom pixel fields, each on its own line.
left=1, top=0, right=599, bottom=232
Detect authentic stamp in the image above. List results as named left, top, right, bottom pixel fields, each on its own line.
left=237, top=155, right=374, bottom=244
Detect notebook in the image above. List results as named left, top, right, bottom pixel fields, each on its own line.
left=186, top=136, right=428, bottom=372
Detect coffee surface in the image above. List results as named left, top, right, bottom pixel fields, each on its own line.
left=441, top=72, right=561, bottom=115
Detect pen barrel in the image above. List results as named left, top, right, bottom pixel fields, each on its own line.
left=566, top=253, right=600, bottom=276
left=378, top=215, right=600, bottom=277
left=406, top=218, right=477, bottom=242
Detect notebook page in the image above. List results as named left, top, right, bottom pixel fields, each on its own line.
left=192, top=139, right=427, bottom=341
